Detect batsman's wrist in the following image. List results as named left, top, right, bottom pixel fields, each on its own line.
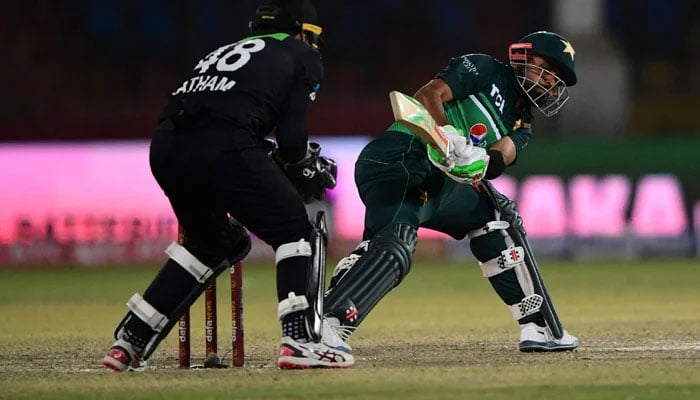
left=485, top=149, right=506, bottom=179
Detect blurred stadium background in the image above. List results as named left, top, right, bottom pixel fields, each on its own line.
left=1, top=0, right=699, bottom=266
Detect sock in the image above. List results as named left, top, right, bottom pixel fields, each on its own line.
left=121, top=315, right=152, bottom=351
left=121, top=327, right=147, bottom=351
left=281, top=312, right=308, bottom=342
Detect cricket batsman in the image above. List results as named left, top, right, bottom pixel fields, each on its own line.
left=321, top=31, right=581, bottom=359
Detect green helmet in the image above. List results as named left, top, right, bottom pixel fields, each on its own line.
left=514, top=31, right=576, bottom=85
left=509, top=31, right=577, bottom=116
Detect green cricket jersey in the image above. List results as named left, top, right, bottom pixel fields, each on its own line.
left=355, top=53, right=533, bottom=239
left=390, top=54, right=531, bottom=154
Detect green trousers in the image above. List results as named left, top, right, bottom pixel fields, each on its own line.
left=355, top=130, right=495, bottom=243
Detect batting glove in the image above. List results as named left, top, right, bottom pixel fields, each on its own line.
left=427, top=125, right=490, bottom=184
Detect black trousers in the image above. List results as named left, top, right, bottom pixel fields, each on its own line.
left=149, top=126, right=313, bottom=266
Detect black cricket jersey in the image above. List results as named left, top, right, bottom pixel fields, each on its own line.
left=164, top=32, right=322, bottom=162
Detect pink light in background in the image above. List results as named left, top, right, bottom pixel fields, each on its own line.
left=630, top=174, right=687, bottom=236
left=0, top=139, right=376, bottom=244
left=0, top=142, right=173, bottom=243
left=518, top=175, right=567, bottom=237
left=0, top=142, right=694, bottom=244
left=569, top=175, right=630, bottom=236
left=318, top=137, right=369, bottom=240
left=491, top=174, right=517, bottom=199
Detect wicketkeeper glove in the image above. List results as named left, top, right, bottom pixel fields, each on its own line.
left=273, top=142, right=338, bottom=204
left=427, top=125, right=490, bottom=184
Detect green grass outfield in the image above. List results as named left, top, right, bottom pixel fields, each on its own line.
left=0, top=258, right=698, bottom=399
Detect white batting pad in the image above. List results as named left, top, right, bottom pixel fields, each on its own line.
left=165, top=241, right=213, bottom=284
left=277, top=292, right=310, bottom=320
left=467, top=220, right=510, bottom=239
left=509, top=294, right=544, bottom=320
left=479, top=246, right=526, bottom=278
left=275, top=239, right=312, bottom=264
left=126, top=293, right=169, bottom=332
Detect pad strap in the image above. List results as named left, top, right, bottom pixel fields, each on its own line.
left=277, top=292, right=310, bottom=320
left=467, top=221, right=510, bottom=239
left=275, top=239, right=312, bottom=264
left=165, top=242, right=213, bottom=283
left=509, top=294, right=543, bottom=320
left=479, top=246, right=526, bottom=278
left=126, top=293, right=169, bottom=332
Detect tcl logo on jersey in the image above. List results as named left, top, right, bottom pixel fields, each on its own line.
left=469, top=123, right=488, bottom=145
left=172, top=39, right=266, bottom=96
left=490, top=84, right=505, bottom=114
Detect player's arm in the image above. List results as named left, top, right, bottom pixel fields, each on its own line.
left=413, top=78, right=453, bottom=126
left=489, top=106, right=533, bottom=170
left=480, top=137, right=512, bottom=180
left=275, top=50, right=323, bottom=163
left=274, top=88, right=315, bottom=163
left=413, top=79, right=490, bottom=183
left=273, top=50, right=336, bottom=203
left=483, top=107, right=532, bottom=179
left=413, top=55, right=491, bottom=131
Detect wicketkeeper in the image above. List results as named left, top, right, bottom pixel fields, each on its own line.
left=103, top=0, right=352, bottom=371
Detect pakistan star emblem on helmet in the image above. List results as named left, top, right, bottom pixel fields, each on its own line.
left=560, top=39, right=575, bottom=61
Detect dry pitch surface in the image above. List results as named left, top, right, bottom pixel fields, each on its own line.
left=0, top=259, right=698, bottom=399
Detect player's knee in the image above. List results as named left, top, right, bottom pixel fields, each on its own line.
left=218, top=218, right=251, bottom=263
left=469, top=231, right=507, bottom=263
left=185, top=218, right=252, bottom=266
left=495, top=193, right=525, bottom=234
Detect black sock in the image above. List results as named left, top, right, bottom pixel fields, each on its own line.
left=281, top=312, right=308, bottom=341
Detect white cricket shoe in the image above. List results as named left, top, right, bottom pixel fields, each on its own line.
left=278, top=336, right=354, bottom=369
left=102, top=338, right=148, bottom=372
left=321, top=317, right=353, bottom=353
left=519, top=322, right=580, bottom=352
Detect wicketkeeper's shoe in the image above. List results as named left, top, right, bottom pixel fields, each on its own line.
left=102, top=338, right=147, bottom=372
left=321, top=316, right=354, bottom=353
left=519, top=322, right=580, bottom=352
left=278, top=336, right=354, bottom=369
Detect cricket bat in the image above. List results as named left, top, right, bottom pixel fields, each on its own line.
left=389, top=90, right=449, bottom=157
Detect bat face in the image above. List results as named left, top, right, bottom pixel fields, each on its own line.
left=389, top=91, right=449, bottom=157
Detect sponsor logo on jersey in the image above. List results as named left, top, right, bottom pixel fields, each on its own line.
left=309, top=82, right=321, bottom=101
left=469, top=123, right=488, bottom=144
left=461, top=56, right=479, bottom=75
left=490, top=84, right=505, bottom=113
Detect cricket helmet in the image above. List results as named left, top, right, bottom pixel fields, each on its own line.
left=509, top=31, right=577, bottom=116
left=250, top=0, right=323, bottom=48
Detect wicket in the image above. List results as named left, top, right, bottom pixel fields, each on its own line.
left=176, top=225, right=244, bottom=368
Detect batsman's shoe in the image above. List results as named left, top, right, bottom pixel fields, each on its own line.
left=102, top=338, right=147, bottom=372
left=321, top=316, right=354, bottom=353
left=519, top=322, right=580, bottom=352
left=278, top=336, right=354, bottom=369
